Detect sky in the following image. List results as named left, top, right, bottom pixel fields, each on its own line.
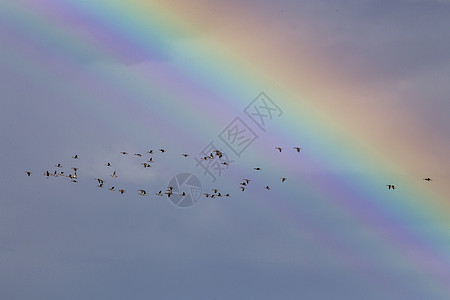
left=1, top=0, right=450, bottom=299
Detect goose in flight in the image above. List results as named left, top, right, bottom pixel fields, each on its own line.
left=25, top=171, right=31, bottom=176
left=294, top=147, right=302, bottom=153
left=98, top=183, right=104, bottom=188
left=212, top=188, right=219, bottom=193
left=240, top=187, right=246, bottom=192
left=222, top=162, right=229, bottom=166
left=111, top=171, right=117, bottom=178
left=55, top=163, right=62, bottom=168
left=275, top=147, right=283, bottom=152
left=264, top=186, right=271, bottom=190
left=214, top=150, right=223, bottom=158
left=71, top=167, right=78, bottom=172
left=182, top=154, right=189, bottom=157
left=423, top=178, right=432, bottom=182
left=225, top=194, right=230, bottom=197
left=44, top=171, right=50, bottom=178
left=67, top=174, right=73, bottom=179
left=119, top=189, right=125, bottom=194
left=141, top=163, right=151, bottom=168
left=243, top=179, right=251, bottom=184
left=120, top=151, right=128, bottom=155
left=386, top=185, right=396, bottom=190
left=281, top=177, right=287, bottom=183
left=95, top=178, right=104, bottom=184
left=165, top=191, right=173, bottom=197
left=72, top=155, right=79, bottom=159
left=134, top=153, right=142, bottom=157
left=254, top=167, right=261, bottom=171
left=105, top=162, right=111, bottom=167
left=204, top=193, right=211, bottom=198
left=138, top=189, right=147, bottom=196
left=73, top=172, right=77, bottom=179
left=240, top=182, right=247, bottom=186
left=156, top=191, right=163, bottom=196
left=147, top=158, right=153, bottom=163
left=181, top=192, right=186, bottom=197
left=147, top=150, right=154, bottom=154
left=71, top=180, right=78, bottom=183
left=159, top=149, right=166, bottom=153
left=109, top=186, right=115, bottom=191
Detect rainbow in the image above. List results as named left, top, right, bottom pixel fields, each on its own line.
left=2, top=0, right=449, bottom=297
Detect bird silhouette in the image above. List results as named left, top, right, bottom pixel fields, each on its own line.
left=294, top=147, right=302, bottom=152
left=423, top=178, right=432, bottom=182
left=105, top=162, right=111, bottom=167
left=72, top=155, right=79, bottom=159
left=281, top=177, right=287, bottom=182
left=119, top=189, right=125, bottom=194
left=25, top=171, right=31, bottom=176
left=264, top=186, right=271, bottom=190
left=254, top=167, right=261, bottom=171
left=275, top=147, right=283, bottom=152
left=120, top=152, right=128, bottom=155
left=386, top=185, right=396, bottom=190
left=111, top=171, right=117, bottom=178
left=138, top=189, right=147, bottom=196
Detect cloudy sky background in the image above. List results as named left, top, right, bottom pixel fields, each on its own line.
left=1, top=0, right=450, bottom=299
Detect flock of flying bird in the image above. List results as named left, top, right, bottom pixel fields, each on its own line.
left=25, top=146, right=433, bottom=199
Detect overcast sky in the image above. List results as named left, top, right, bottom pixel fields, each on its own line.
left=1, top=1, right=450, bottom=299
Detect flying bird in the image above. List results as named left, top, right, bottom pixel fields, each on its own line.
left=275, top=147, right=283, bottom=152
left=147, top=150, right=154, bottom=154
left=182, top=154, right=189, bottom=157
left=72, top=155, right=79, bottom=159
left=386, top=185, right=396, bottom=190
left=109, top=186, right=115, bottom=191
left=55, top=163, right=62, bottom=168
left=423, top=178, right=432, bottom=182
left=281, top=177, right=287, bottom=182
left=44, top=171, right=50, bottom=178
left=138, top=189, right=147, bottom=196
left=134, top=153, right=142, bottom=157
left=181, top=192, right=186, bottom=197
left=294, top=147, right=302, bottom=152
left=240, top=187, right=246, bottom=192
left=120, top=151, right=128, bottom=155
left=156, top=191, right=163, bottom=196
left=111, top=171, right=117, bottom=178
left=264, top=186, right=271, bottom=190
left=105, top=162, right=111, bottom=167
left=25, top=171, right=31, bottom=176
left=254, top=167, right=261, bottom=171
left=71, top=167, right=78, bottom=172
left=159, top=149, right=166, bottom=153
left=119, top=189, right=125, bottom=194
